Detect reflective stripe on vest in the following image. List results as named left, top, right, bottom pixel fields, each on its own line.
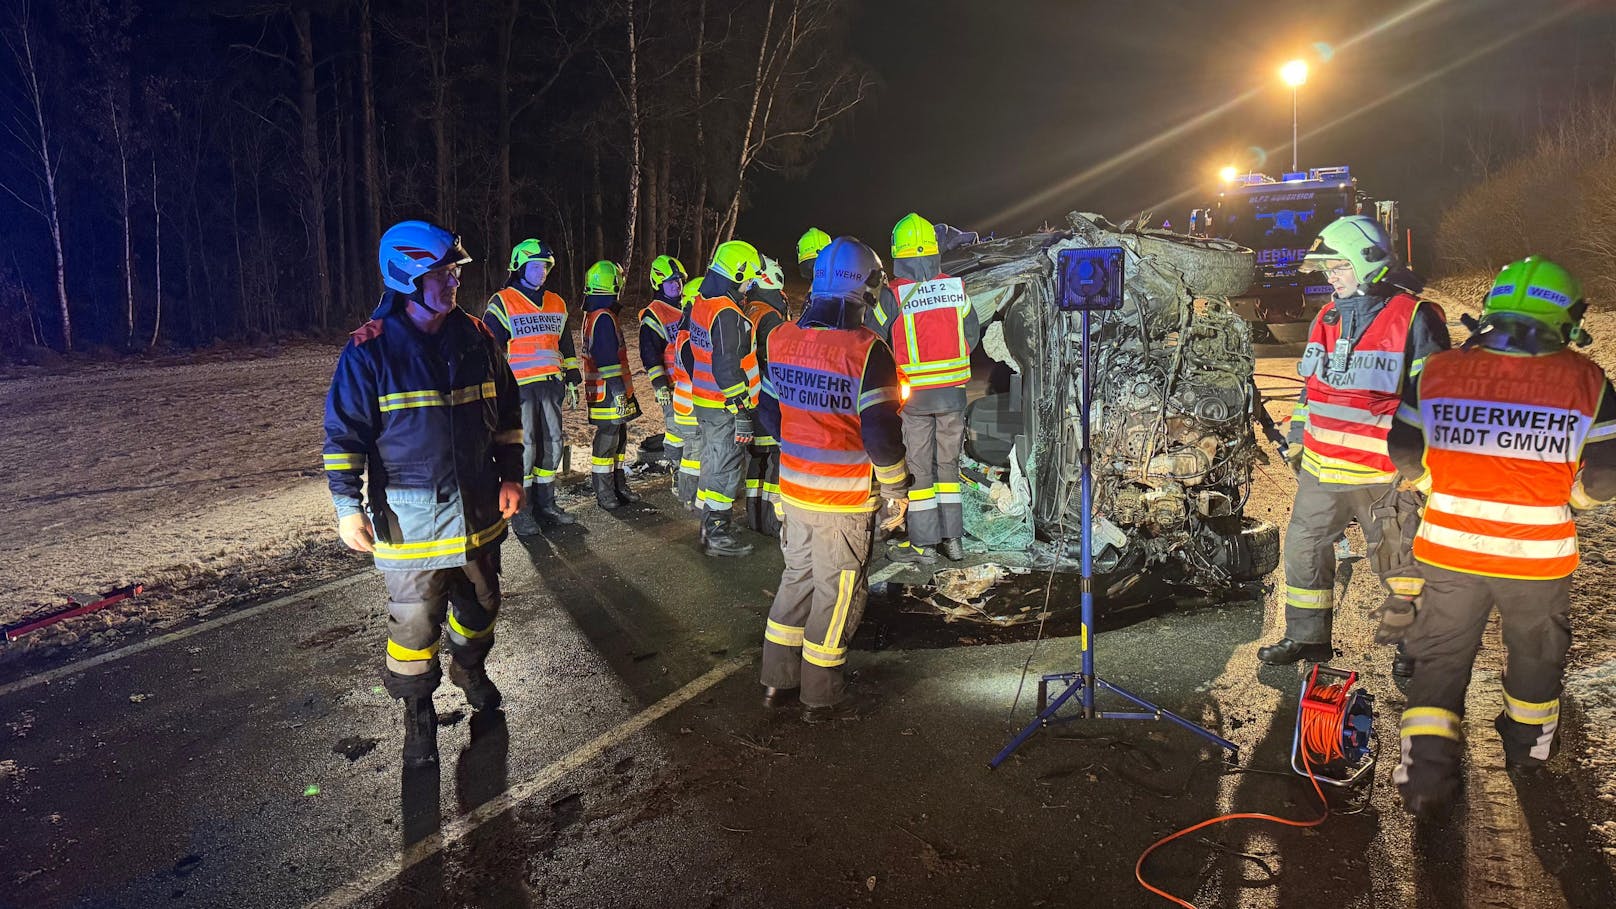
left=641, top=298, right=683, bottom=379
left=671, top=327, right=695, bottom=417
left=770, top=323, right=881, bottom=513
left=689, top=293, right=760, bottom=408
left=494, top=288, right=568, bottom=384
left=888, top=274, right=970, bottom=390
left=1297, top=293, right=1420, bottom=485
left=1413, top=347, right=1606, bottom=580
left=582, top=309, right=637, bottom=417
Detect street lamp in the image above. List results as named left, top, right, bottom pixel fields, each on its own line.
left=1219, top=165, right=1239, bottom=183
left=1280, top=59, right=1308, bottom=173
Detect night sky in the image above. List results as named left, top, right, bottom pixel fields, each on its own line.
left=743, top=0, right=1616, bottom=268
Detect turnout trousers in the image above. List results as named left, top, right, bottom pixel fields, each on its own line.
left=591, top=424, right=629, bottom=475
left=380, top=548, right=502, bottom=700
left=675, top=413, right=705, bottom=508
left=1395, top=565, right=1572, bottom=803
left=743, top=441, right=782, bottom=537
left=901, top=409, right=965, bottom=547
left=1280, top=471, right=1400, bottom=644
left=761, top=505, right=876, bottom=707
left=519, top=379, right=567, bottom=491
left=657, top=397, right=685, bottom=474
left=694, top=407, right=745, bottom=515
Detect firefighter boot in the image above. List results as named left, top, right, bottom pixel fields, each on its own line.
left=510, top=502, right=541, bottom=536
left=613, top=470, right=642, bottom=505
left=703, top=511, right=754, bottom=558
left=939, top=538, right=965, bottom=562
left=448, top=660, right=503, bottom=712
left=402, top=696, right=439, bottom=767
left=592, top=473, right=622, bottom=510
left=535, top=483, right=575, bottom=526
left=1257, top=638, right=1334, bottom=666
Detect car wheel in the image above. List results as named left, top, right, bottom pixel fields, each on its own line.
left=1226, top=518, right=1281, bottom=582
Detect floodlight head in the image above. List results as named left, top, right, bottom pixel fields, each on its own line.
left=1219, top=165, right=1239, bottom=183
left=1280, top=59, right=1308, bottom=87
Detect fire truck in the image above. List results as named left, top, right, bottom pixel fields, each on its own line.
left=1190, top=165, right=1400, bottom=347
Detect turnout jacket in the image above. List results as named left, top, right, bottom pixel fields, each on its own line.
left=324, top=295, right=524, bottom=571
left=1388, top=343, right=1616, bottom=580
left=755, top=321, right=908, bottom=513
left=582, top=294, right=640, bottom=425
left=1289, top=288, right=1449, bottom=486
left=638, top=292, right=684, bottom=391
left=483, top=283, right=582, bottom=386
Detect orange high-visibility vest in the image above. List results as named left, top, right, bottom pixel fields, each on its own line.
left=640, top=298, right=683, bottom=380
left=1297, top=293, right=1421, bottom=485
left=770, top=323, right=888, bottom=513
left=887, top=273, right=971, bottom=390
left=582, top=309, right=637, bottom=421
left=688, top=293, right=760, bottom=408
left=492, top=287, right=568, bottom=384
left=1411, top=346, right=1607, bottom=580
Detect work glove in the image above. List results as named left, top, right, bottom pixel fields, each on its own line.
left=654, top=385, right=672, bottom=406
left=1282, top=442, right=1303, bottom=475
left=565, top=383, right=582, bottom=410
left=1368, top=595, right=1418, bottom=645
left=734, top=408, right=755, bottom=444
left=878, top=493, right=909, bottom=533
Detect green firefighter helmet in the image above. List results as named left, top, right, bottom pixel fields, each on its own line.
left=649, top=254, right=687, bottom=290
left=585, top=260, right=623, bottom=295
left=892, top=212, right=939, bottom=259
left=681, top=276, right=705, bottom=307
left=1482, top=256, right=1585, bottom=339
left=709, top=240, right=763, bottom=284
left=797, top=227, right=832, bottom=264
left=509, top=238, right=555, bottom=272
left=1300, top=215, right=1394, bottom=285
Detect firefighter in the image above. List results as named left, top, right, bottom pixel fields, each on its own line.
left=669, top=277, right=706, bottom=510
left=681, top=241, right=765, bottom=557
left=483, top=239, right=582, bottom=533
left=324, top=220, right=524, bottom=767
left=639, top=255, right=688, bottom=474
left=581, top=260, right=642, bottom=509
left=869, top=212, right=979, bottom=564
left=797, top=227, right=832, bottom=280
left=1257, top=215, right=1450, bottom=667
left=756, top=237, right=909, bottom=722
left=742, top=256, right=790, bottom=537
left=1382, top=257, right=1616, bottom=818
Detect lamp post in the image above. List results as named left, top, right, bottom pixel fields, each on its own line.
left=1280, top=59, right=1308, bottom=173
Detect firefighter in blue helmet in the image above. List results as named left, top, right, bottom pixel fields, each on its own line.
left=324, top=220, right=525, bottom=768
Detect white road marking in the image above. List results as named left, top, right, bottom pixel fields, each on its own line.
left=307, top=652, right=754, bottom=909
left=0, top=571, right=374, bottom=699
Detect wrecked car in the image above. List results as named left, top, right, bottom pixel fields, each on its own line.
left=906, top=212, right=1280, bottom=607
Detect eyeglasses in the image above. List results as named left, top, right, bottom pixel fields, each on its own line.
left=1327, top=262, right=1356, bottom=277
left=425, top=264, right=463, bottom=281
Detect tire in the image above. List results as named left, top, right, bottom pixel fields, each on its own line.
left=1226, top=517, right=1281, bottom=582
left=1133, top=232, right=1255, bottom=298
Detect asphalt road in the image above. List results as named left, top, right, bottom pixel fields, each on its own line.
left=1, top=484, right=1610, bottom=908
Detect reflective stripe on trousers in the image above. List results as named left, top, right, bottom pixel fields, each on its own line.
left=760, top=505, right=875, bottom=708
left=379, top=548, right=502, bottom=700
left=1395, top=564, right=1572, bottom=802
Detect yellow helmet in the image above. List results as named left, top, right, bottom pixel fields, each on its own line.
left=709, top=240, right=763, bottom=284
left=681, top=276, right=705, bottom=307
left=585, top=260, right=623, bottom=295
left=797, top=228, right=832, bottom=264
left=892, top=212, right=939, bottom=259
left=649, top=254, right=687, bottom=289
